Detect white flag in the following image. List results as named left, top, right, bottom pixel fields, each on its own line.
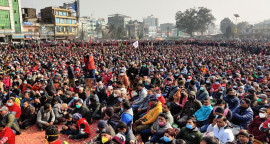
left=133, top=41, right=138, bottom=48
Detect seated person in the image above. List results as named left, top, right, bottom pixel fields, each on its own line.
left=105, top=107, right=121, bottom=131
left=236, top=130, right=254, bottom=144
left=92, top=120, right=116, bottom=143
left=67, top=94, right=81, bottom=109
left=45, top=125, right=68, bottom=144
left=193, top=98, right=213, bottom=127
left=60, top=113, right=76, bottom=135
left=116, top=122, right=136, bottom=144
left=231, top=98, right=254, bottom=131
left=6, top=98, right=21, bottom=119
left=157, top=128, right=178, bottom=144
left=149, top=113, right=172, bottom=143
left=0, top=106, right=21, bottom=135
left=84, top=94, right=101, bottom=122
left=20, top=92, right=33, bottom=107
left=100, top=127, right=113, bottom=144
left=252, top=94, right=268, bottom=116
left=68, top=113, right=90, bottom=140
left=134, top=95, right=162, bottom=132
left=53, top=103, right=68, bottom=124
left=248, top=107, right=267, bottom=142
left=120, top=100, right=133, bottom=127
left=176, top=117, right=202, bottom=144
left=36, top=103, right=55, bottom=130
left=72, top=99, right=90, bottom=120
left=112, top=133, right=126, bottom=144
left=19, top=101, right=35, bottom=129
left=0, top=121, right=15, bottom=144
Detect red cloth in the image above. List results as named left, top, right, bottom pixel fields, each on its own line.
left=210, top=83, right=221, bottom=92
left=32, top=83, right=42, bottom=91
left=77, top=118, right=91, bottom=136
left=248, top=116, right=267, bottom=141
left=0, top=127, right=15, bottom=144
left=6, top=103, right=21, bottom=119
left=21, top=84, right=32, bottom=93
left=158, top=95, right=166, bottom=106
left=50, top=139, right=65, bottom=144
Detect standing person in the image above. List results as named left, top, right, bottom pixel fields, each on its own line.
left=66, top=61, right=75, bottom=87
left=0, top=121, right=15, bottom=144
left=84, top=53, right=96, bottom=93
left=45, top=125, right=68, bottom=144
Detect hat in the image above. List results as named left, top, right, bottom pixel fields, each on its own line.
left=259, top=108, right=267, bottom=113
left=237, top=130, right=250, bottom=138
left=105, top=107, right=114, bottom=117
left=0, top=106, right=8, bottom=111
left=258, top=94, right=267, bottom=99
left=247, top=88, right=256, bottom=94
left=266, top=89, right=270, bottom=93
left=149, top=95, right=158, bottom=101
left=112, top=133, right=126, bottom=144
left=72, top=113, right=82, bottom=121
left=107, top=86, right=113, bottom=90
left=97, top=120, right=107, bottom=129
left=189, top=91, right=196, bottom=96
left=101, top=127, right=112, bottom=135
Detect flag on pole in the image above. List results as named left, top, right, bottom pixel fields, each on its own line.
left=133, top=41, right=138, bottom=48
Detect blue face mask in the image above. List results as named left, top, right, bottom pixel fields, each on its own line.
left=200, top=87, right=204, bottom=90
left=118, top=98, right=123, bottom=102
left=76, top=105, right=80, bottom=108
left=216, top=82, right=219, bottom=85
left=121, top=107, right=123, bottom=111
left=186, top=124, right=193, bottom=129
left=74, top=97, right=78, bottom=100
left=258, top=98, right=262, bottom=103
left=162, top=136, right=170, bottom=142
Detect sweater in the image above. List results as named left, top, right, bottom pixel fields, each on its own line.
left=194, top=105, right=213, bottom=121
left=141, top=102, right=162, bottom=125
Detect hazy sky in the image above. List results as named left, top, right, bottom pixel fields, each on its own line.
left=22, top=0, right=270, bottom=25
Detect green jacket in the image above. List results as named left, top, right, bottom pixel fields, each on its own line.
left=3, top=112, right=21, bottom=134
left=176, top=127, right=202, bottom=144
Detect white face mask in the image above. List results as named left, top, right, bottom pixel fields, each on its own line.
left=259, top=113, right=266, bottom=118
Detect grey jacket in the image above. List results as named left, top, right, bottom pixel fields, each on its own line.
left=37, top=108, right=55, bottom=124
left=52, top=103, right=64, bottom=120
left=134, top=88, right=147, bottom=105
left=196, top=89, right=209, bottom=103
left=151, top=121, right=172, bottom=134
left=139, top=95, right=151, bottom=111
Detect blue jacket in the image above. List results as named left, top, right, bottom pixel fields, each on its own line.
left=194, top=105, right=213, bottom=121
left=121, top=108, right=133, bottom=126
left=223, top=95, right=239, bottom=111
left=232, top=106, right=253, bottom=129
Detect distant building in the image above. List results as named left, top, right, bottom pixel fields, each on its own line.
left=107, top=14, right=130, bottom=28
left=41, top=7, right=77, bottom=40
left=160, top=23, right=175, bottom=37
left=0, top=0, right=24, bottom=42
left=22, top=8, right=36, bottom=21
left=126, top=20, right=149, bottom=39
left=143, top=15, right=159, bottom=27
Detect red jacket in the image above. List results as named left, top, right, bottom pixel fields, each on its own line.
left=248, top=116, right=266, bottom=141
left=21, top=84, right=32, bottom=93
left=0, top=126, right=15, bottom=144
left=77, top=118, right=90, bottom=136
left=6, top=103, right=21, bottom=119
left=210, top=83, right=221, bottom=92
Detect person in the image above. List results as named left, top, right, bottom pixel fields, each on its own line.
left=248, top=107, right=267, bottom=142
left=161, top=102, right=174, bottom=125
left=134, top=95, right=162, bottom=132
left=92, top=120, right=116, bottom=143
left=0, top=121, right=15, bottom=144
left=120, top=100, right=133, bottom=127
left=193, top=98, right=213, bottom=127
left=68, top=113, right=90, bottom=140
left=60, top=113, right=76, bottom=136
left=207, top=116, right=234, bottom=143
left=6, top=98, right=21, bottom=119
left=53, top=103, right=68, bottom=124
left=72, top=99, right=90, bottom=120
left=231, top=98, right=254, bottom=131
left=112, top=133, right=126, bottom=144
left=19, top=101, right=35, bottom=129
left=157, top=128, right=178, bottom=144
left=95, top=81, right=107, bottom=105
left=36, top=103, right=55, bottom=130
left=132, top=84, right=147, bottom=110
left=236, top=130, right=254, bottom=144
left=85, top=94, right=101, bottom=123
left=196, top=84, right=209, bottom=104
left=176, top=91, right=202, bottom=127
left=0, top=106, right=21, bottom=135
left=66, top=61, right=75, bottom=87
left=223, top=88, right=240, bottom=111
left=176, top=117, right=202, bottom=144
left=100, top=127, right=113, bottom=144
left=45, top=125, right=69, bottom=144
left=134, top=88, right=153, bottom=120
left=105, top=107, right=121, bottom=131
left=116, top=122, right=136, bottom=144
left=252, top=94, right=268, bottom=116
left=200, top=136, right=219, bottom=144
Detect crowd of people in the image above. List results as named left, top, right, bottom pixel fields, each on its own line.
left=0, top=39, right=270, bottom=144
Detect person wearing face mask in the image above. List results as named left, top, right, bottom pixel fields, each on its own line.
left=99, top=127, right=113, bottom=144
left=196, top=84, right=209, bottom=104
left=248, top=108, right=267, bottom=142
left=252, top=94, right=268, bottom=116
left=95, top=81, right=108, bottom=105
left=72, top=100, right=90, bottom=121
left=36, top=103, right=55, bottom=131
left=116, top=122, right=136, bottom=144
left=68, top=113, right=90, bottom=140
left=32, top=80, right=42, bottom=91
left=20, top=80, right=32, bottom=94
left=148, top=114, right=172, bottom=143
left=176, top=91, right=202, bottom=128
left=6, top=98, right=21, bottom=120
left=209, top=79, right=221, bottom=99
left=176, top=117, right=202, bottom=144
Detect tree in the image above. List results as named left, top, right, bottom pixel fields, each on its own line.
left=116, top=25, right=125, bottom=39
left=220, top=18, right=235, bottom=34
left=225, top=25, right=234, bottom=39
left=197, top=7, right=215, bottom=35
left=108, top=24, right=117, bottom=39
left=95, top=23, right=103, bottom=38
left=175, top=8, right=199, bottom=37
left=237, top=21, right=249, bottom=34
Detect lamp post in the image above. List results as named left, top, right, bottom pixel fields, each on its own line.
left=234, top=14, right=240, bottom=38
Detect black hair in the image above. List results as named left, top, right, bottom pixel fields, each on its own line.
left=159, top=113, right=168, bottom=119
left=190, top=80, right=195, bottom=85
left=138, top=83, right=144, bottom=87
left=116, top=121, right=128, bottom=130
left=0, top=121, right=6, bottom=128
left=45, top=125, right=59, bottom=142
left=64, top=113, right=72, bottom=119
left=216, top=99, right=225, bottom=105
left=122, top=100, right=131, bottom=110
left=242, top=98, right=251, bottom=105
left=164, top=102, right=171, bottom=109
left=23, top=100, right=29, bottom=104
left=174, top=139, right=187, bottom=144
left=200, top=136, right=219, bottom=144
left=217, top=115, right=227, bottom=122
left=44, top=103, right=51, bottom=110
left=187, top=117, right=197, bottom=124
